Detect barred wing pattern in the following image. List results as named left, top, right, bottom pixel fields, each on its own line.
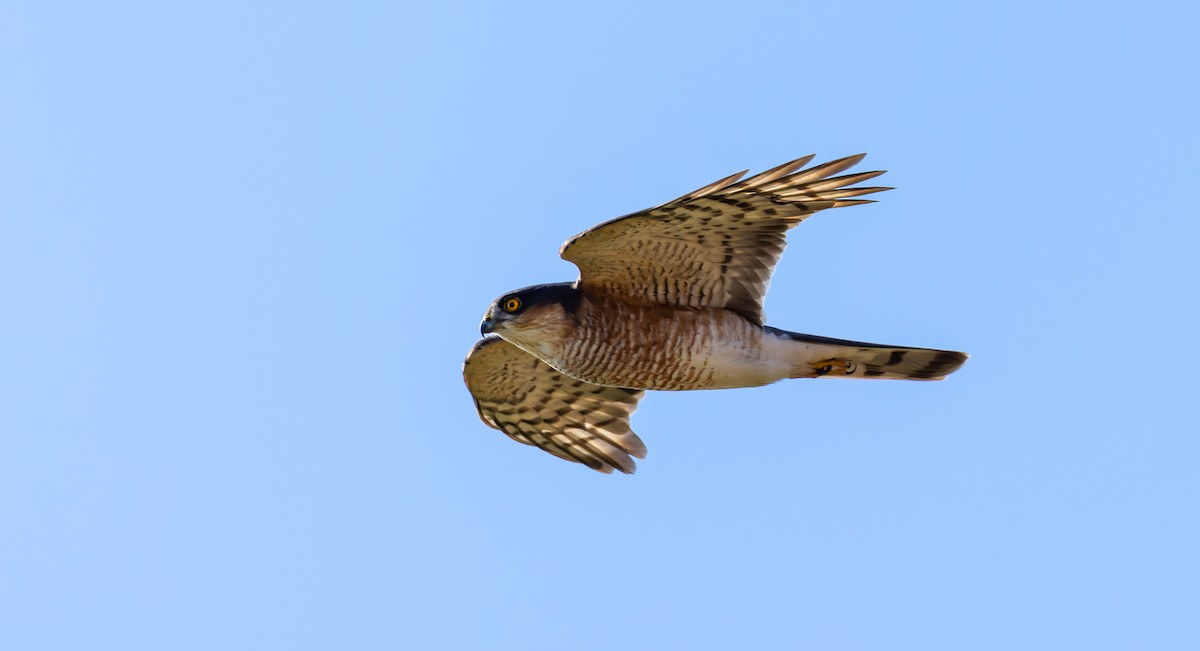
left=560, top=154, right=890, bottom=325
left=462, top=337, right=647, bottom=474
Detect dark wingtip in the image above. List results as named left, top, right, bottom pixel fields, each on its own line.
left=912, top=350, right=969, bottom=379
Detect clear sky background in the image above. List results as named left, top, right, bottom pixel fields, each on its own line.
left=3, top=1, right=1198, bottom=649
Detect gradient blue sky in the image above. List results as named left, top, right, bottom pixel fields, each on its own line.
left=3, top=1, right=1198, bottom=649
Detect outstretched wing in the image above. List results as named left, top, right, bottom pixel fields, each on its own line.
left=560, top=154, right=890, bottom=325
left=462, top=336, right=647, bottom=474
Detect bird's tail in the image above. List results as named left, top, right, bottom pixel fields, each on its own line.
left=765, top=327, right=968, bottom=381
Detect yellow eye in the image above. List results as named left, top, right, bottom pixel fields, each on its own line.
left=502, top=297, right=522, bottom=313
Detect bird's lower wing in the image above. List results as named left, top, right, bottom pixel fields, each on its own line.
left=462, top=336, right=647, bottom=474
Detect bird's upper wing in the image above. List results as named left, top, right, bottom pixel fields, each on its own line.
left=462, top=336, right=647, bottom=474
left=560, top=154, right=890, bottom=325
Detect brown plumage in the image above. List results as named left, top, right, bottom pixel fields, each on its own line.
left=463, top=337, right=645, bottom=474
left=464, top=153, right=968, bottom=473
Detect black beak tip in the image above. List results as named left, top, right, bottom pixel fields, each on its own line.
left=480, top=319, right=495, bottom=336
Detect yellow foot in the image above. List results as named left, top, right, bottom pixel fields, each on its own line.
left=811, top=358, right=858, bottom=376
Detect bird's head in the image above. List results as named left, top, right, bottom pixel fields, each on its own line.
left=480, top=282, right=581, bottom=356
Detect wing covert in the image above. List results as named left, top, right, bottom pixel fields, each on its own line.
left=462, top=337, right=647, bottom=474
left=560, top=154, right=891, bottom=324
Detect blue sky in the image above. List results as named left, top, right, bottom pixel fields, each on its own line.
left=3, top=1, right=1198, bottom=649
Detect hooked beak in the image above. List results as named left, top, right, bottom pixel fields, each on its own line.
left=480, top=318, right=496, bottom=336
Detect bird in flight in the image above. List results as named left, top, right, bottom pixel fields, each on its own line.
left=463, top=153, right=967, bottom=473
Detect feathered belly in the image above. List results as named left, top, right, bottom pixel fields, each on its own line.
left=554, top=307, right=791, bottom=391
